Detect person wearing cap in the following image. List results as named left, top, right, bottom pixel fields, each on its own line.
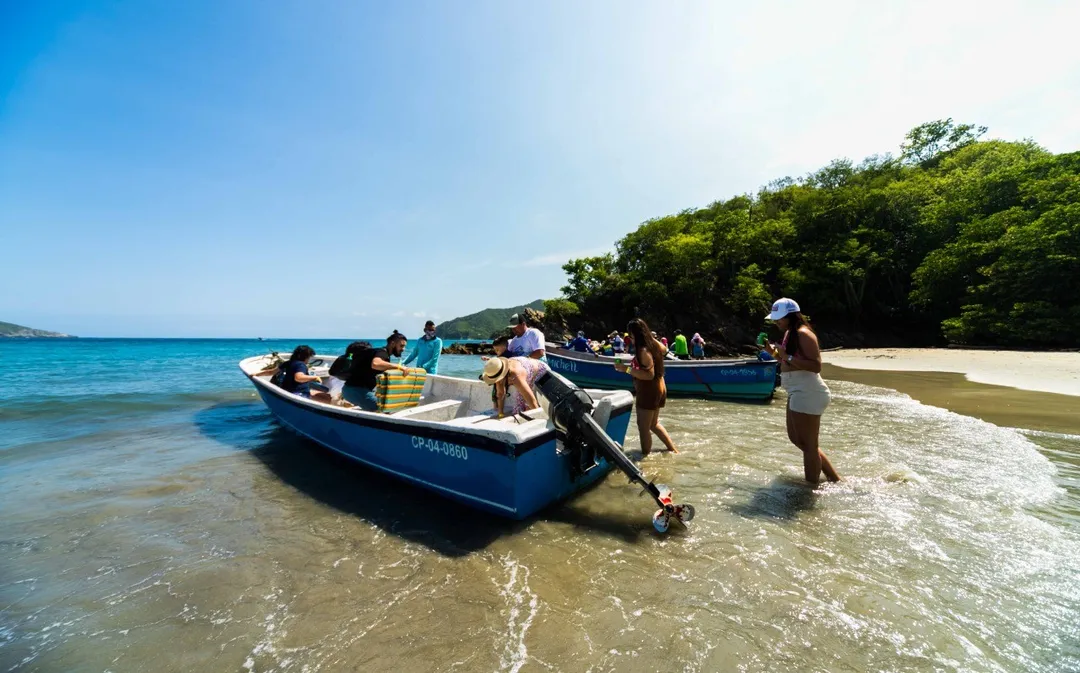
left=481, top=356, right=548, bottom=419
left=566, top=330, right=591, bottom=353
left=763, top=298, right=840, bottom=483
left=506, top=313, right=547, bottom=362
left=403, top=320, right=442, bottom=374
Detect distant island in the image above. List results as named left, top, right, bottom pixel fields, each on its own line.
left=0, top=321, right=73, bottom=338
left=436, top=300, right=545, bottom=339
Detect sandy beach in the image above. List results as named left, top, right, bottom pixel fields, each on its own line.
left=823, top=348, right=1080, bottom=397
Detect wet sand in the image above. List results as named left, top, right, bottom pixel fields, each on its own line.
left=822, top=348, right=1080, bottom=396
left=822, top=363, right=1080, bottom=436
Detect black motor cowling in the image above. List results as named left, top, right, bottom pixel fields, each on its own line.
left=535, top=371, right=694, bottom=532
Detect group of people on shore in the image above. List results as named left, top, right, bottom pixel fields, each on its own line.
left=261, top=298, right=840, bottom=485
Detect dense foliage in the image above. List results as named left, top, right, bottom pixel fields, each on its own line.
left=435, top=300, right=545, bottom=339
left=559, top=121, right=1080, bottom=348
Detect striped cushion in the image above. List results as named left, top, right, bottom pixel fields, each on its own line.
left=376, top=368, right=427, bottom=412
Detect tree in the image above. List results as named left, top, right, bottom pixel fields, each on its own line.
left=554, top=128, right=1080, bottom=348
left=900, top=118, right=987, bottom=166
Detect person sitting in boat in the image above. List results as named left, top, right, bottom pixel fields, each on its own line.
left=506, top=313, right=546, bottom=362
left=672, top=330, right=690, bottom=360
left=600, top=335, right=615, bottom=356
left=325, top=341, right=372, bottom=405
left=624, top=332, right=636, bottom=356
left=481, top=356, right=548, bottom=419
left=402, top=320, right=442, bottom=375
left=691, top=332, right=706, bottom=360
left=565, top=331, right=591, bottom=353
left=342, top=331, right=410, bottom=411
left=276, top=345, right=332, bottom=403
left=611, top=332, right=625, bottom=354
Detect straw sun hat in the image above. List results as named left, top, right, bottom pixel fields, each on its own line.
left=481, top=357, right=511, bottom=384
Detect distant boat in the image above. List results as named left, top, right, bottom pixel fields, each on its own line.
left=546, top=344, right=779, bottom=401
left=239, top=354, right=635, bottom=519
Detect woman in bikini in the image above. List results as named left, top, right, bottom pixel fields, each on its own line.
left=615, top=318, right=678, bottom=456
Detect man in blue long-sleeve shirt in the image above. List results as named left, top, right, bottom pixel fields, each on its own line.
left=566, top=331, right=591, bottom=353
left=403, top=320, right=442, bottom=374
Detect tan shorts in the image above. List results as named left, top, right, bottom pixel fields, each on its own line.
left=782, top=371, right=831, bottom=416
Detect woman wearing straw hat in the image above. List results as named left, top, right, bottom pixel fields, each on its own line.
left=481, top=356, right=549, bottom=419
left=763, top=298, right=840, bottom=483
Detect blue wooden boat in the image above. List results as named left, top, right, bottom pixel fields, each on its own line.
left=240, top=355, right=634, bottom=519
left=545, top=345, right=778, bottom=401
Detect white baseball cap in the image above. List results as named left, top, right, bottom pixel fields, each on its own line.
left=767, top=298, right=800, bottom=321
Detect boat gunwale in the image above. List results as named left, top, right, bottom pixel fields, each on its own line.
left=545, top=344, right=773, bottom=369
left=239, top=356, right=633, bottom=458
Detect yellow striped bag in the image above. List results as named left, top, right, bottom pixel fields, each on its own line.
left=376, top=368, right=427, bottom=413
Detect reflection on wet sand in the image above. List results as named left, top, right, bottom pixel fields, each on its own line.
left=822, top=363, right=1080, bottom=435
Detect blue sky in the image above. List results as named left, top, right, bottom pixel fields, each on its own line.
left=2, top=1, right=1078, bottom=338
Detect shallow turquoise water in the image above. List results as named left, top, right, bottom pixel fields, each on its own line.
left=2, top=338, right=1078, bottom=672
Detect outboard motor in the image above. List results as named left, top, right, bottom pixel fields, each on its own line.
left=536, top=371, right=695, bottom=533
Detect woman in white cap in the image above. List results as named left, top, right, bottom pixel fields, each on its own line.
left=481, top=356, right=548, bottom=419
left=764, top=298, right=840, bottom=483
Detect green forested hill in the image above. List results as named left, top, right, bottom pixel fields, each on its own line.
left=558, top=120, right=1080, bottom=348
left=436, top=300, right=545, bottom=339
left=0, top=321, right=71, bottom=337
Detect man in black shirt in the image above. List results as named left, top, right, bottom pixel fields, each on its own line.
left=342, top=331, right=410, bottom=411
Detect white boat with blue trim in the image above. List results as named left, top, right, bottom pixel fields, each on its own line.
left=240, top=354, right=638, bottom=520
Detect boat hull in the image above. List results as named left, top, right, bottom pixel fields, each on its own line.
left=246, top=368, right=633, bottom=519
left=546, top=348, right=778, bottom=401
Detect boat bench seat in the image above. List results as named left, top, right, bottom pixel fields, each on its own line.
left=390, top=399, right=464, bottom=422
left=441, top=408, right=549, bottom=428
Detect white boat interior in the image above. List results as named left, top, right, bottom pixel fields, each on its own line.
left=239, top=354, right=630, bottom=446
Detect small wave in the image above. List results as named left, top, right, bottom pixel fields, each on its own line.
left=1015, top=428, right=1080, bottom=442
left=881, top=468, right=926, bottom=484
left=495, top=554, right=540, bottom=673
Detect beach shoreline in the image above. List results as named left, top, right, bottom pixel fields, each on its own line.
left=822, top=347, right=1080, bottom=397
left=818, top=348, right=1080, bottom=435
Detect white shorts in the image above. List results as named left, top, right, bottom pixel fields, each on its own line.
left=781, top=371, right=831, bottom=416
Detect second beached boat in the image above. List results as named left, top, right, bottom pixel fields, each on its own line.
left=545, top=345, right=779, bottom=401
